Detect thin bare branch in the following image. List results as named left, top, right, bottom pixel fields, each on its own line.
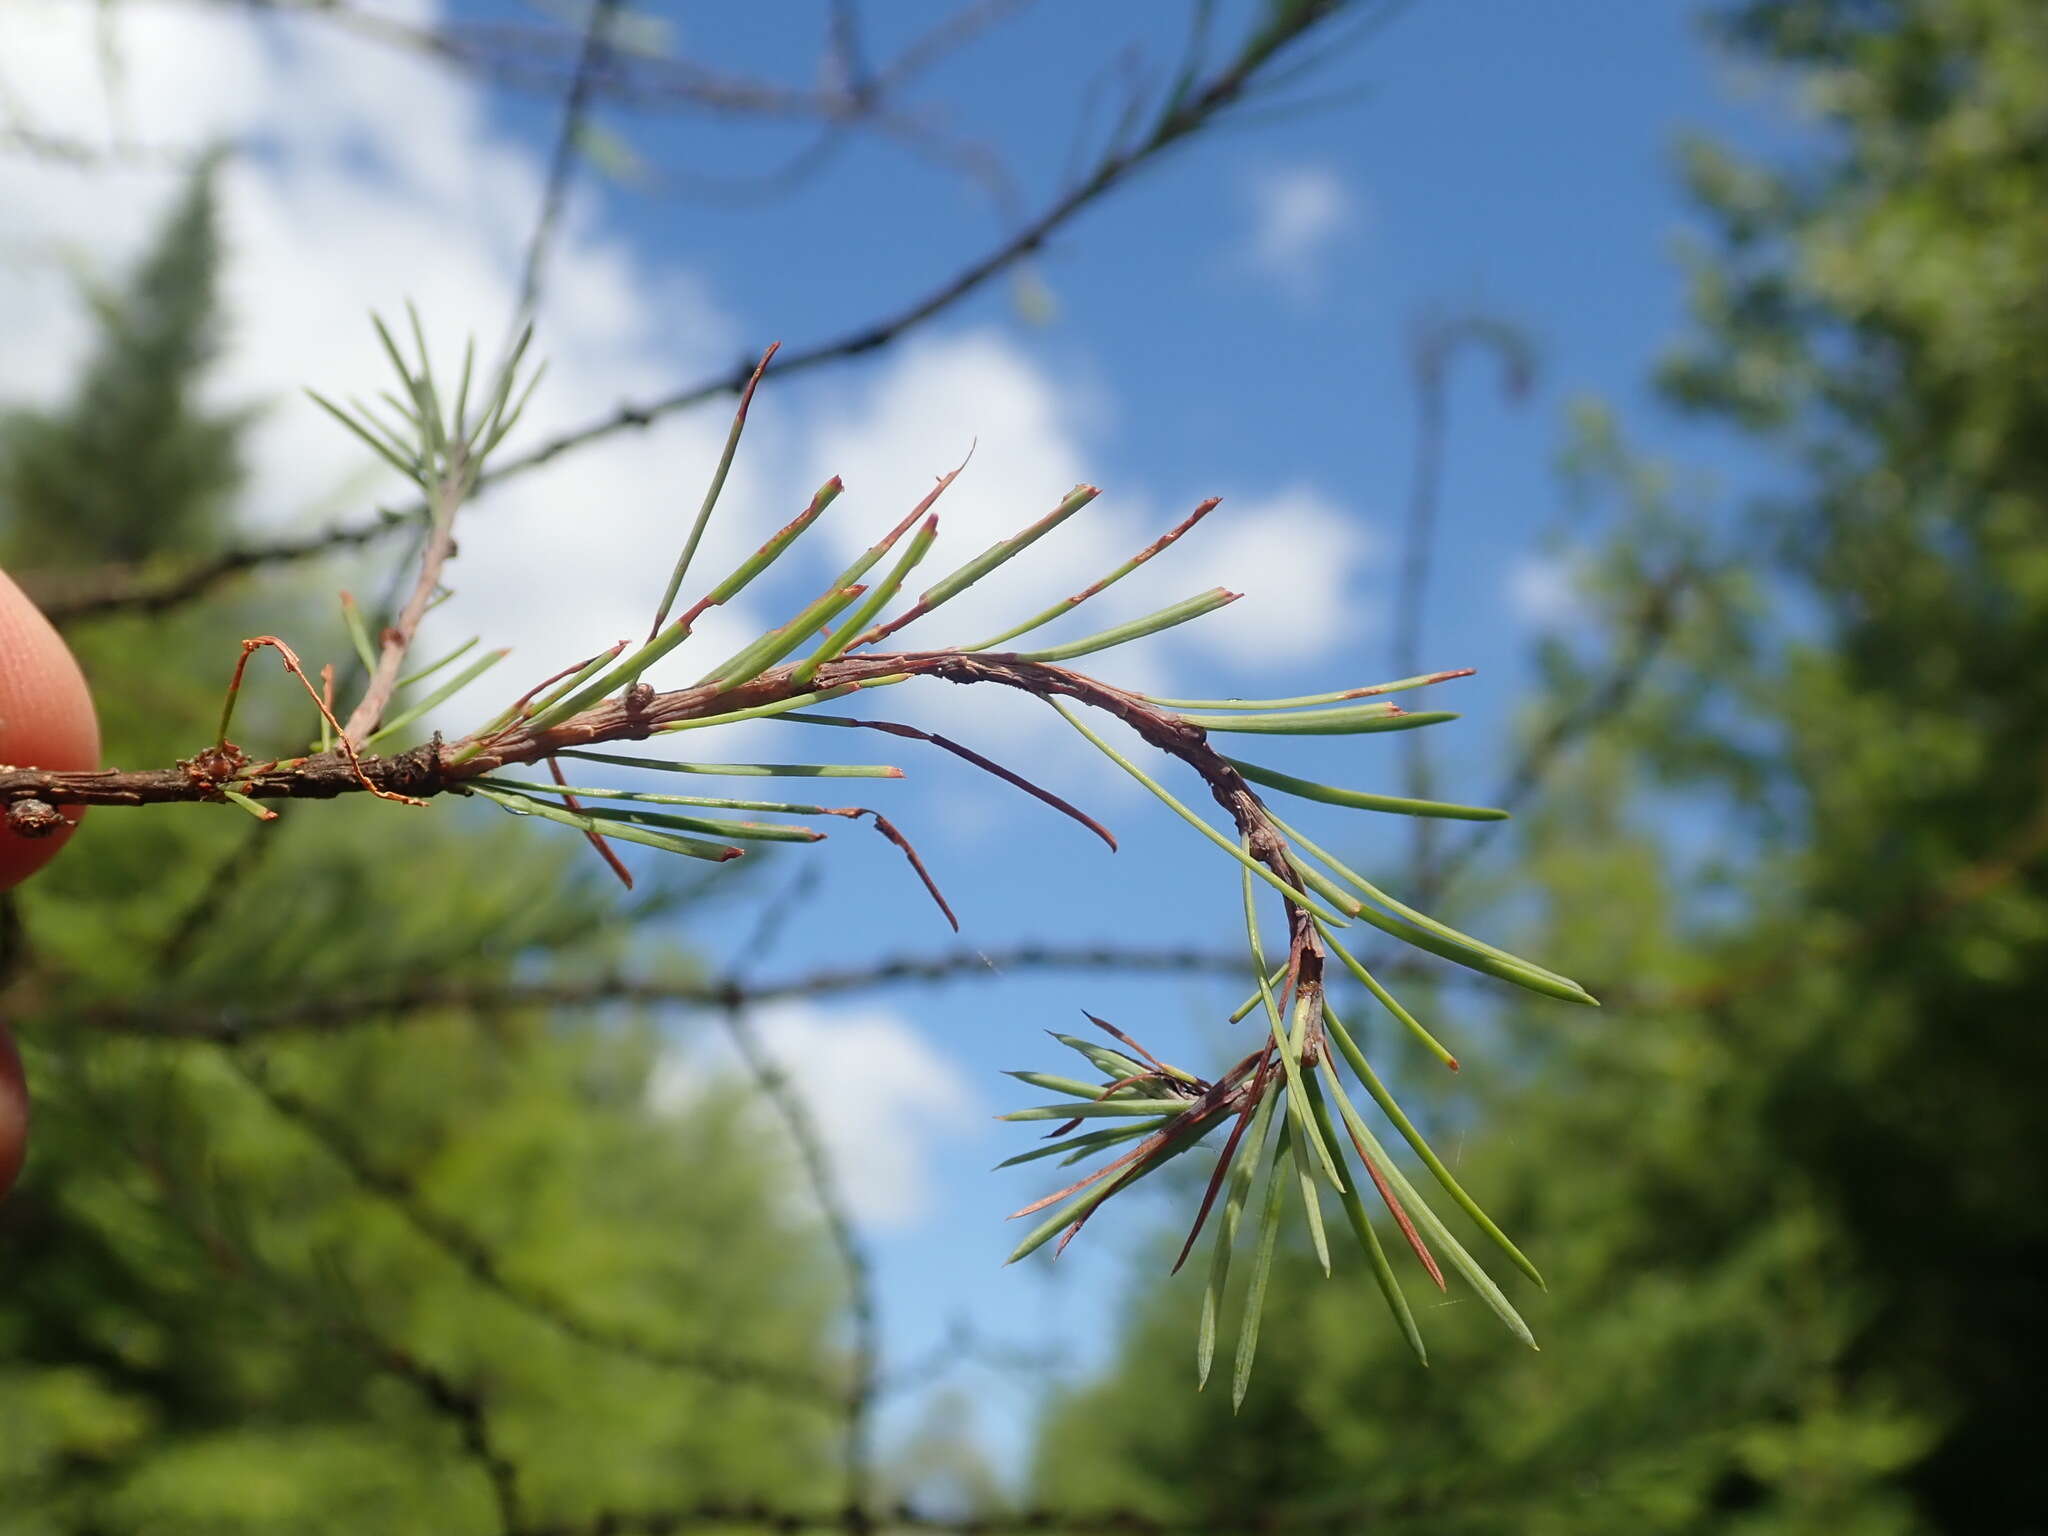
left=360, top=1333, right=528, bottom=1536
left=869, top=1315, right=1063, bottom=1396
left=1435, top=560, right=1695, bottom=894
left=509, top=0, right=623, bottom=334
left=226, top=1051, right=847, bottom=1406
left=1391, top=311, right=1536, bottom=908
left=341, top=466, right=473, bottom=746
left=64, top=943, right=1253, bottom=1040
left=785, top=712, right=1118, bottom=852
left=716, top=1002, right=879, bottom=1507
left=32, top=0, right=1364, bottom=624
left=548, top=754, right=634, bottom=889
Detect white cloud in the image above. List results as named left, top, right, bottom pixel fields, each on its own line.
left=789, top=331, right=1375, bottom=703
left=789, top=332, right=1179, bottom=760
left=0, top=0, right=759, bottom=709
left=650, top=1002, right=979, bottom=1230
left=1508, top=551, right=1584, bottom=629
left=798, top=330, right=1113, bottom=633
left=1169, top=485, right=1376, bottom=667
left=0, top=6, right=1376, bottom=789
left=1239, top=164, right=1358, bottom=296
left=5, top=5, right=996, bottom=1232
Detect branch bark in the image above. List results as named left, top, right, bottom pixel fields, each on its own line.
left=3, top=649, right=1246, bottom=815
left=340, top=463, right=473, bottom=745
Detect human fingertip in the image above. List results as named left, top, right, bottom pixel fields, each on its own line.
left=0, top=1024, right=26, bottom=1200
left=0, top=567, right=100, bottom=891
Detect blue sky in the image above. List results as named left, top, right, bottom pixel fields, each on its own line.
left=0, top=0, right=1799, bottom=1482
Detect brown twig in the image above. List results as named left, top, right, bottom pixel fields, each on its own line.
left=845, top=808, right=958, bottom=931
left=1168, top=1050, right=1272, bottom=1273
left=0, top=650, right=1184, bottom=812
left=341, top=463, right=474, bottom=747
left=216, top=635, right=426, bottom=806
left=548, top=755, right=634, bottom=889
left=786, top=712, right=1118, bottom=851
left=1331, top=1088, right=1444, bottom=1290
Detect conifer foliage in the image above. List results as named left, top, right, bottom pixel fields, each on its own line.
left=1, top=156, right=245, bottom=567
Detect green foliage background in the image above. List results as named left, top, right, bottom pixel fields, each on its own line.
left=0, top=169, right=845, bottom=1535
left=1034, top=1, right=2048, bottom=1531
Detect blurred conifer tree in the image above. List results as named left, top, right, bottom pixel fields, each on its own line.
left=1033, top=2, right=2048, bottom=1529
left=0, top=161, right=842, bottom=1536
left=1, top=155, right=244, bottom=566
